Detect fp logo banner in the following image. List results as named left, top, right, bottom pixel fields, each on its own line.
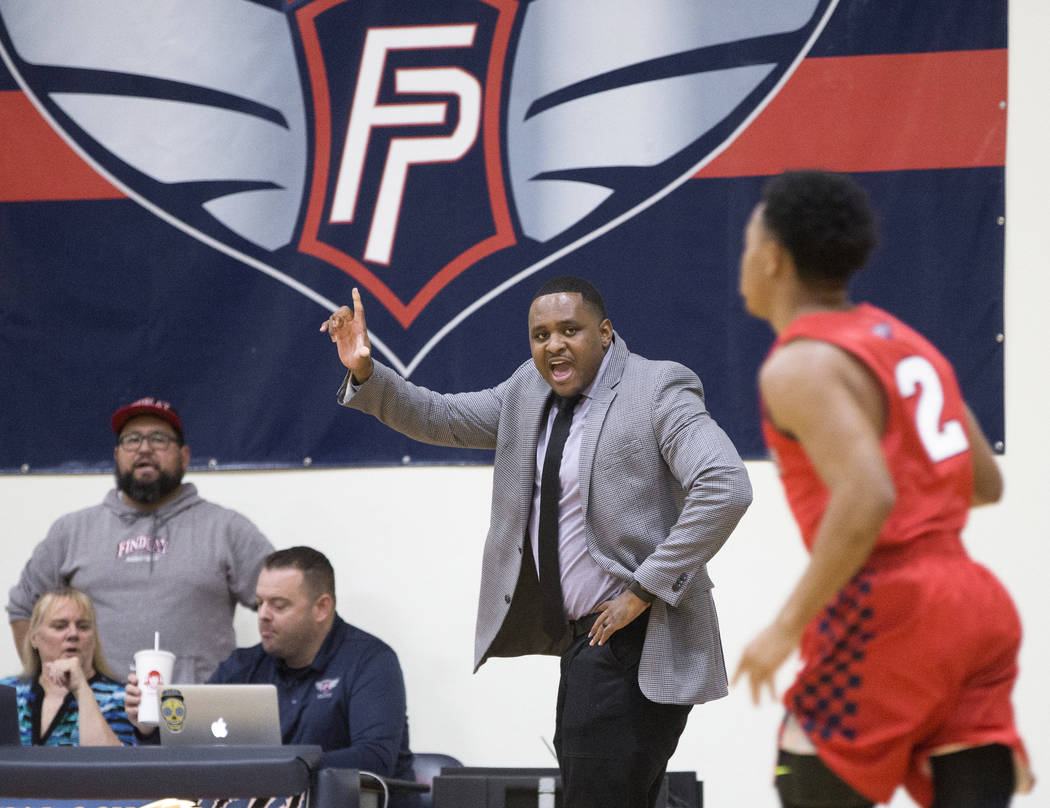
left=0, top=0, right=837, bottom=374
left=294, top=0, right=516, bottom=333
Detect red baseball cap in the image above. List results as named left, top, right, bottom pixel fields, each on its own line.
left=111, top=397, right=184, bottom=437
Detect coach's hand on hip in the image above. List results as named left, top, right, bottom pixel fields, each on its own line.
left=589, top=589, right=651, bottom=646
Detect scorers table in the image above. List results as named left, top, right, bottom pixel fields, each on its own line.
left=0, top=745, right=425, bottom=808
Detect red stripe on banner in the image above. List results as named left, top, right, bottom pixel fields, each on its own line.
left=0, top=50, right=1007, bottom=201
left=0, top=91, right=123, bottom=201
left=698, top=50, right=1007, bottom=177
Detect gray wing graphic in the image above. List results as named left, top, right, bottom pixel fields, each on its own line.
left=0, top=0, right=306, bottom=252
left=506, top=0, right=823, bottom=241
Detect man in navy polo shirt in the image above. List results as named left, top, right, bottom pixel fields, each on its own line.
left=128, top=546, right=418, bottom=798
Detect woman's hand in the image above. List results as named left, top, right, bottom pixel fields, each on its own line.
left=44, top=656, right=88, bottom=693
left=124, top=672, right=158, bottom=737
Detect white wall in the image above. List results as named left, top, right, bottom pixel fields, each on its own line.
left=2, top=3, right=1046, bottom=804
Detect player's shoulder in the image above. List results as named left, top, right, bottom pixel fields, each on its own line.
left=763, top=337, right=848, bottom=384
left=766, top=337, right=880, bottom=410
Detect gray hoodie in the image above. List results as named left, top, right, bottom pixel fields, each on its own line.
left=7, top=483, right=273, bottom=683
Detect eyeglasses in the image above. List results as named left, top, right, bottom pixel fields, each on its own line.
left=117, top=432, right=180, bottom=451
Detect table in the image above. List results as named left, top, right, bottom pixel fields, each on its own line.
left=0, top=745, right=426, bottom=808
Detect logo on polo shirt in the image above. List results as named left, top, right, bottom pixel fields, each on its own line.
left=315, top=678, right=340, bottom=699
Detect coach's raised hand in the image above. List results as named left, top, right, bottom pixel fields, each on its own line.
left=321, top=287, right=374, bottom=383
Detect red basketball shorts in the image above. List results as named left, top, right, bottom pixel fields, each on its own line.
left=784, top=538, right=1027, bottom=806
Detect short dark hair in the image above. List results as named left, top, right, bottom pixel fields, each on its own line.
left=264, top=546, right=335, bottom=601
left=760, top=170, right=877, bottom=287
left=532, top=275, right=607, bottom=320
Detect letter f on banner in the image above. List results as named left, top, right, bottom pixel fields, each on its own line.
left=330, top=25, right=481, bottom=265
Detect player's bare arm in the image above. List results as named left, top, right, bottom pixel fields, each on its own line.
left=734, top=339, right=895, bottom=704
left=962, top=404, right=1003, bottom=506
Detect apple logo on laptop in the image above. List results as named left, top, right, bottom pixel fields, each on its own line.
left=210, top=717, right=229, bottom=739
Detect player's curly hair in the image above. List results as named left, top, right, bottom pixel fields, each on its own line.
left=760, top=170, right=878, bottom=287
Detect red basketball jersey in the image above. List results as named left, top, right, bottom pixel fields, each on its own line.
left=762, top=303, right=974, bottom=553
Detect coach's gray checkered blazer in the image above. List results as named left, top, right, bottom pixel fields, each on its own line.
left=340, top=334, right=752, bottom=705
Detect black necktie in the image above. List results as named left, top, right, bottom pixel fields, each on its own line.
left=538, top=394, right=581, bottom=638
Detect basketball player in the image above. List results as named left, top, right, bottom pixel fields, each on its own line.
left=733, top=170, right=1033, bottom=807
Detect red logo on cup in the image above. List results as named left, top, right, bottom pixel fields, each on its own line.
left=146, top=670, right=163, bottom=687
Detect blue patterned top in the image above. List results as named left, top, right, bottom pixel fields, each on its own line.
left=0, top=672, right=137, bottom=745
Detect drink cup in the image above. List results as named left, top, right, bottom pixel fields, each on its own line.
left=133, top=648, right=175, bottom=726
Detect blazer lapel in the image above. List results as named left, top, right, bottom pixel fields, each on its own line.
left=516, top=375, right=555, bottom=532
left=578, top=335, right=628, bottom=518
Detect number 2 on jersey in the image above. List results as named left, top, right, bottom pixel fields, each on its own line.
left=895, top=355, right=969, bottom=462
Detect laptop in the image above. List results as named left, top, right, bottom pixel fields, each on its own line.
left=157, top=683, right=282, bottom=747
left=0, top=683, right=20, bottom=745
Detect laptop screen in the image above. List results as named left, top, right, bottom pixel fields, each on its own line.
left=157, top=683, right=281, bottom=747
left=0, top=684, right=20, bottom=746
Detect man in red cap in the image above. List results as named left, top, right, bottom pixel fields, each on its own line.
left=108, top=397, right=187, bottom=507
left=7, top=398, right=274, bottom=683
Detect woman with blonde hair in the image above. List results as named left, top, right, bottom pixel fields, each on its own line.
left=0, top=587, right=135, bottom=745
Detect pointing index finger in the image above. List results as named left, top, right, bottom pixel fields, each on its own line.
left=352, top=287, right=367, bottom=328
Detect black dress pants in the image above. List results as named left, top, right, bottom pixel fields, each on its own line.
left=554, top=611, right=692, bottom=808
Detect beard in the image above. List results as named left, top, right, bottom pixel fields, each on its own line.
left=115, top=462, right=184, bottom=505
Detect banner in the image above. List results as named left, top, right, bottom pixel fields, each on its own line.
left=0, top=0, right=1005, bottom=471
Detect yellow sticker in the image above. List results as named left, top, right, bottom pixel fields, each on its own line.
left=159, top=688, right=186, bottom=733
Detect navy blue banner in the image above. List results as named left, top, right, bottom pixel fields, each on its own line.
left=0, top=0, right=1005, bottom=471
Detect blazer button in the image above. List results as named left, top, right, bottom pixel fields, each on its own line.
left=505, top=594, right=512, bottom=603
left=672, top=573, right=688, bottom=592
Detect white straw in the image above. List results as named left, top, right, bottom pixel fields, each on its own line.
left=154, top=631, right=159, bottom=651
